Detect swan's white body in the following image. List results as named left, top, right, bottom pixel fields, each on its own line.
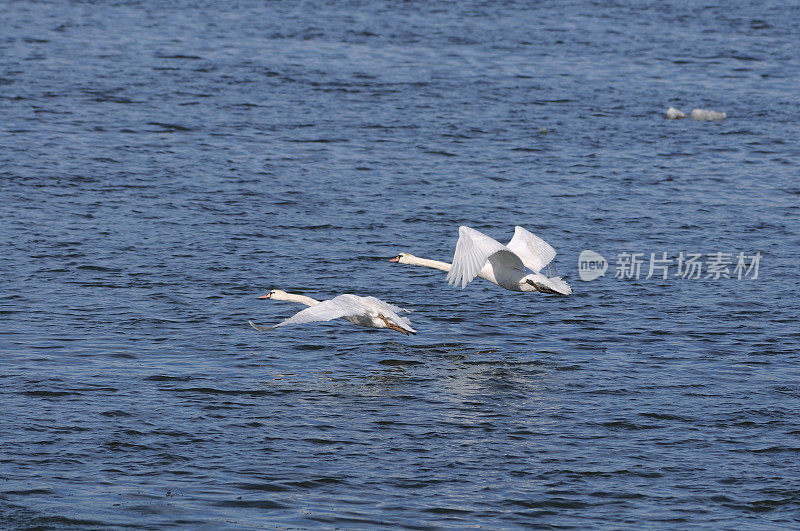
left=249, top=290, right=415, bottom=335
left=390, top=225, right=571, bottom=295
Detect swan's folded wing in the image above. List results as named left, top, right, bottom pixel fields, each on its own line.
left=250, top=295, right=366, bottom=331
left=506, top=226, right=557, bottom=273
left=362, top=296, right=416, bottom=332
left=446, top=225, right=522, bottom=289
left=362, top=296, right=411, bottom=314
left=379, top=306, right=415, bottom=333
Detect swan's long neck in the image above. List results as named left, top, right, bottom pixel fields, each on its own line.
left=408, top=256, right=451, bottom=272
left=275, top=293, right=320, bottom=306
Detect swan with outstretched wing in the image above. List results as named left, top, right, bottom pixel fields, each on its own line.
left=249, top=291, right=416, bottom=335
left=390, top=225, right=571, bottom=295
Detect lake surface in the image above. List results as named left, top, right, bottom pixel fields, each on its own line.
left=2, top=0, right=799, bottom=528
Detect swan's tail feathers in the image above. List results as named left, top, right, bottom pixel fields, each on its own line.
left=249, top=320, right=277, bottom=332
left=395, top=323, right=417, bottom=335
left=547, top=276, right=572, bottom=295
left=378, top=314, right=416, bottom=335
left=526, top=276, right=573, bottom=295
left=400, top=319, right=417, bottom=335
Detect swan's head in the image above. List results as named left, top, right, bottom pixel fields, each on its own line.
left=389, top=252, right=416, bottom=264
left=258, top=289, right=288, bottom=300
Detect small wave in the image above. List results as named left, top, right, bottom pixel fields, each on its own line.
left=100, top=410, right=132, bottom=417
left=422, top=506, right=474, bottom=515
left=639, top=412, right=694, bottom=422
left=378, top=359, right=424, bottom=366
left=146, top=122, right=194, bottom=132
left=102, top=441, right=150, bottom=451
left=503, top=498, right=590, bottom=510
left=154, top=53, right=203, bottom=60
left=3, top=488, right=56, bottom=496
left=232, top=482, right=290, bottom=493
left=285, top=477, right=346, bottom=489
left=746, top=446, right=800, bottom=454
left=421, top=149, right=457, bottom=157
left=213, top=499, right=288, bottom=509
left=22, top=390, right=79, bottom=397
left=142, top=375, right=194, bottom=382
left=302, top=437, right=358, bottom=445
left=170, top=387, right=284, bottom=396
left=289, top=137, right=349, bottom=143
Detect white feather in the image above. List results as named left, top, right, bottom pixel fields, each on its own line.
left=505, top=225, right=556, bottom=273
left=446, top=226, right=524, bottom=289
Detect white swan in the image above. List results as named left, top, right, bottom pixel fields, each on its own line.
left=690, top=108, right=726, bottom=121
left=249, top=290, right=416, bottom=335
left=666, top=107, right=686, bottom=119
left=390, top=225, right=572, bottom=295
left=665, top=107, right=726, bottom=121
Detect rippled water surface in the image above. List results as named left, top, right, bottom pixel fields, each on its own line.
left=2, top=0, right=800, bottom=528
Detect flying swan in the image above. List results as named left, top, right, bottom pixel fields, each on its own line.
left=390, top=225, right=572, bottom=295
left=248, top=290, right=416, bottom=335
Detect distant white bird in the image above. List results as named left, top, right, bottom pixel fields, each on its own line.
left=249, top=290, right=416, bottom=335
left=690, top=108, right=726, bottom=121
left=390, top=225, right=571, bottom=295
left=666, top=107, right=686, bottom=119
left=665, top=106, right=726, bottom=121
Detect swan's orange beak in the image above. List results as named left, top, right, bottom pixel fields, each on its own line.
left=258, top=293, right=271, bottom=299
left=388, top=255, right=400, bottom=262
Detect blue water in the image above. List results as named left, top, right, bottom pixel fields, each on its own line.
left=2, top=1, right=800, bottom=528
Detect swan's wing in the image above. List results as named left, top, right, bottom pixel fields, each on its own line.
left=249, top=295, right=367, bottom=332
left=361, top=296, right=415, bottom=331
left=505, top=226, right=557, bottom=273
left=362, top=296, right=411, bottom=314
left=446, top=225, right=524, bottom=289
